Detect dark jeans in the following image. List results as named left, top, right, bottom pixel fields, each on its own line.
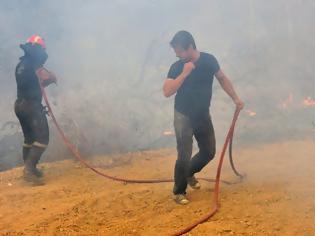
left=173, top=110, right=216, bottom=194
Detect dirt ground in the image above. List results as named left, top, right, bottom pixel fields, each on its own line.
left=0, top=139, right=314, bottom=236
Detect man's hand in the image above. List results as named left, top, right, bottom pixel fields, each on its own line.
left=182, top=62, right=195, bottom=77
left=36, top=67, right=57, bottom=87
left=234, top=98, right=245, bottom=110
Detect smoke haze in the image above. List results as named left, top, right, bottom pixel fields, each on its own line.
left=0, top=0, right=314, bottom=170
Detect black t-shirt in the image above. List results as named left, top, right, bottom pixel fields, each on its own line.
left=15, top=57, right=42, bottom=102
left=167, top=52, right=220, bottom=119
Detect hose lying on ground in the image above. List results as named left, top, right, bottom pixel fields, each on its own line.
left=40, top=84, right=244, bottom=235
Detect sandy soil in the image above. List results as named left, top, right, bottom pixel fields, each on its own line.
left=0, top=139, right=314, bottom=236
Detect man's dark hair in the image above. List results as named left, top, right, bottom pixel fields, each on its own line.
left=170, top=30, right=196, bottom=50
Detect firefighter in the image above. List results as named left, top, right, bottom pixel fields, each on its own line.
left=14, top=35, right=56, bottom=185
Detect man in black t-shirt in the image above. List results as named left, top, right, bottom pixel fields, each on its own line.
left=163, top=31, right=244, bottom=205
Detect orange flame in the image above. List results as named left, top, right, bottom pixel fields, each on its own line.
left=163, top=130, right=174, bottom=136
left=245, top=109, right=257, bottom=117
left=281, top=93, right=293, bottom=109
left=303, top=97, right=315, bottom=107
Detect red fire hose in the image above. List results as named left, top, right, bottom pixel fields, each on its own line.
left=40, top=84, right=243, bottom=235
left=171, top=108, right=241, bottom=236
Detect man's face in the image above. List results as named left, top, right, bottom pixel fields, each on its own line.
left=173, top=45, right=193, bottom=62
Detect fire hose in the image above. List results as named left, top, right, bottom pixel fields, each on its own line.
left=171, top=108, right=242, bottom=236
left=40, top=84, right=243, bottom=235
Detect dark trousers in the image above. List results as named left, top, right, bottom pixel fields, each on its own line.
left=173, top=110, right=216, bottom=194
left=14, top=99, right=49, bottom=147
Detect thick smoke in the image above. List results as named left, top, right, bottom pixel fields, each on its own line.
left=0, top=0, right=314, bottom=170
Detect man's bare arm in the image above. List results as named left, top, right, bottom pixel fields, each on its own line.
left=163, top=74, right=187, bottom=97
left=36, top=67, right=57, bottom=88
left=163, top=62, right=195, bottom=97
left=215, top=69, right=244, bottom=110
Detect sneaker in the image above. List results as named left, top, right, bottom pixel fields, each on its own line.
left=173, top=194, right=190, bottom=205
left=187, top=176, right=201, bottom=190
